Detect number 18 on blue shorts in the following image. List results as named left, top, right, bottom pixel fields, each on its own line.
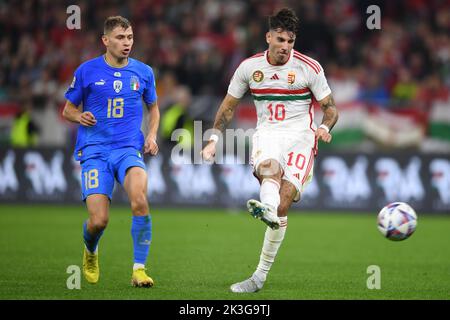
left=80, top=147, right=146, bottom=201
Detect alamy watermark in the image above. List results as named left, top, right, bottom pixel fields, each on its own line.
left=66, top=5, right=81, bottom=30
left=170, top=121, right=255, bottom=165
left=65, top=4, right=380, bottom=33
left=66, top=265, right=81, bottom=289
left=366, top=265, right=381, bottom=289
left=366, top=5, right=381, bottom=30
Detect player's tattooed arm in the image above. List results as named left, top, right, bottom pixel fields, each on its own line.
left=213, top=94, right=241, bottom=133
left=201, top=94, right=240, bottom=161
left=318, top=94, right=339, bottom=131
left=315, top=94, right=338, bottom=143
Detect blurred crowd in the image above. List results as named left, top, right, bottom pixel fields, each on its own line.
left=0, top=0, right=449, bottom=150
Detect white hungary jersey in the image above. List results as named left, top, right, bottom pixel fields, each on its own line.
left=228, top=50, right=332, bottom=134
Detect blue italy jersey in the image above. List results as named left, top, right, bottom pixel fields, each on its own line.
left=65, top=56, right=157, bottom=161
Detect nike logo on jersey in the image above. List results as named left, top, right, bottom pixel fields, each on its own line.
left=95, top=79, right=106, bottom=85
left=270, top=74, right=280, bottom=80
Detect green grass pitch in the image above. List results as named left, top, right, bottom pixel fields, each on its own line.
left=0, top=204, right=449, bottom=300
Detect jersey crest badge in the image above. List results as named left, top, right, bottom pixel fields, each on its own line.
left=252, top=70, right=264, bottom=82
left=130, top=76, right=140, bottom=91
left=113, top=80, right=123, bottom=93
left=288, top=71, right=296, bottom=85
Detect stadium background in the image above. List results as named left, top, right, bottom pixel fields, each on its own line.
left=0, top=0, right=449, bottom=300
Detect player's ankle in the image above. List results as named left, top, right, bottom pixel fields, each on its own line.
left=85, top=245, right=98, bottom=255
left=133, top=263, right=145, bottom=271
left=253, top=270, right=267, bottom=283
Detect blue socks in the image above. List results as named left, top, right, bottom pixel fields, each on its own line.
left=83, top=220, right=104, bottom=253
left=83, top=215, right=152, bottom=265
left=131, top=215, right=152, bottom=264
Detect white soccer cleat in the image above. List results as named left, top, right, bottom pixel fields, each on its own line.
left=247, top=199, right=280, bottom=230
left=230, top=276, right=264, bottom=293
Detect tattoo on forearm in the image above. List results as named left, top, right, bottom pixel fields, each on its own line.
left=320, top=96, right=339, bottom=131
left=214, top=105, right=235, bottom=132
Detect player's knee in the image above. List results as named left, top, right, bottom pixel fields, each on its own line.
left=91, top=216, right=109, bottom=231
left=258, top=160, right=282, bottom=180
left=130, top=193, right=149, bottom=216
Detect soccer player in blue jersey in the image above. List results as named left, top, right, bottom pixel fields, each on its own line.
left=62, top=16, right=159, bottom=287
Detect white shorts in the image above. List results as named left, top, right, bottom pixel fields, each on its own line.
left=251, top=130, right=316, bottom=201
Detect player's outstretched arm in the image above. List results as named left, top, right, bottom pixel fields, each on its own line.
left=212, top=94, right=241, bottom=133
left=62, top=100, right=97, bottom=127
left=144, top=102, right=160, bottom=156
left=316, top=94, right=339, bottom=143
left=201, top=94, right=240, bottom=161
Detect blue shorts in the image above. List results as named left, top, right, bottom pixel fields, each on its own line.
left=80, top=147, right=146, bottom=201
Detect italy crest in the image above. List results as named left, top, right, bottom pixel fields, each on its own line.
left=130, top=76, right=140, bottom=91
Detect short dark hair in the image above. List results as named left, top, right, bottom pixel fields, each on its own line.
left=268, top=8, right=299, bottom=35
left=104, top=16, right=131, bottom=35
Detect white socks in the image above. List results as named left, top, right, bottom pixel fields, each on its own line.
left=133, top=263, right=145, bottom=271
left=253, top=216, right=287, bottom=282
left=260, top=178, right=280, bottom=211
left=85, top=245, right=98, bottom=255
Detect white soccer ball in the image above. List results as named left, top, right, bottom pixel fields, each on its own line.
left=377, top=202, right=417, bottom=241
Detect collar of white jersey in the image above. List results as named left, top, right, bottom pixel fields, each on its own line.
left=265, top=49, right=293, bottom=67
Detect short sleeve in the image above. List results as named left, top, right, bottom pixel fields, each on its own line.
left=227, top=61, right=249, bottom=99
left=65, top=67, right=84, bottom=106
left=308, top=67, right=332, bottom=102
left=143, top=66, right=157, bottom=105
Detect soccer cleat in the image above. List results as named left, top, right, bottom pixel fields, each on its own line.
left=83, top=247, right=99, bottom=284
left=230, top=276, right=264, bottom=293
left=131, top=268, right=154, bottom=288
left=247, top=199, right=280, bottom=230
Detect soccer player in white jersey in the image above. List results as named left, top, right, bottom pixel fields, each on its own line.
left=201, top=8, right=339, bottom=293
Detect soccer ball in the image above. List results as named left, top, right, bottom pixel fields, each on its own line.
left=377, top=202, right=417, bottom=241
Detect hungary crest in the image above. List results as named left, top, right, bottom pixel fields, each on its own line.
left=252, top=70, right=264, bottom=82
